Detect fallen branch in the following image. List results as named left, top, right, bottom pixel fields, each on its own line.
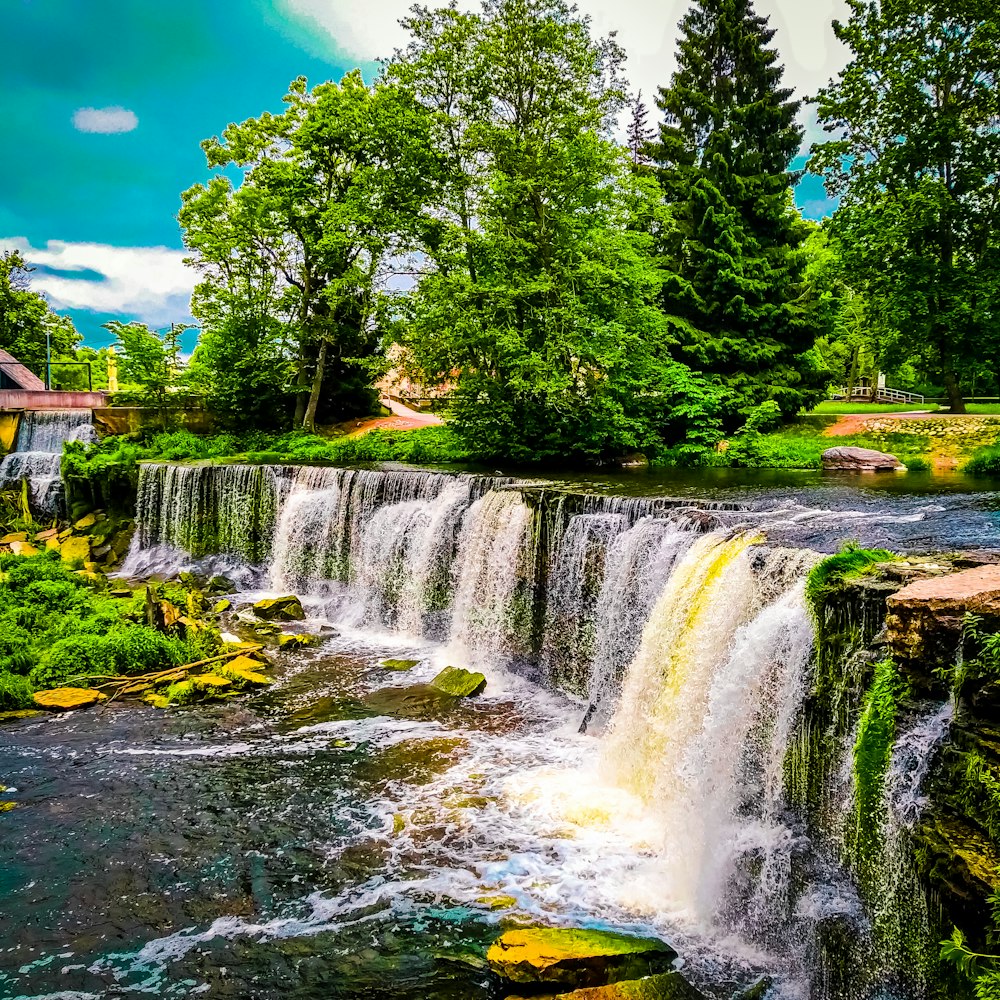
left=64, top=645, right=265, bottom=689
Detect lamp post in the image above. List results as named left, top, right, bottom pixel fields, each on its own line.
left=45, top=326, right=51, bottom=390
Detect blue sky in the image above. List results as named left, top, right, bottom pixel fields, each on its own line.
left=1, top=0, right=844, bottom=352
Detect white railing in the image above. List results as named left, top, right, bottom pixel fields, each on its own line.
left=835, top=386, right=925, bottom=405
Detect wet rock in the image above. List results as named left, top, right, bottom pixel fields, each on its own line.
left=73, top=513, right=98, bottom=530
left=508, top=972, right=705, bottom=999
left=380, top=658, right=420, bottom=672
left=208, top=575, right=235, bottom=594
left=487, top=927, right=677, bottom=990
left=0, top=709, right=44, bottom=723
left=1, top=532, right=27, bottom=544
left=33, top=528, right=58, bottom=542
left=218, top=655, right=273, bottom=687
left=193, top=673, right=233, bottom=692
left=887, top=565, right=1000, bottom=682
left=363, top=684, right=458, bottom=718
left=9, top=540, right=38, bottom=557
left=33, top=688, right=108, bottom=711
left=735, top=977, right=773, bottom=1000
left=277, top=633, right=319, bottom=650
left=821, top=446, right=906, bottom=472
left=253, top=595, right=305, bottom=621
left=430, top=666, right=487, bottom=697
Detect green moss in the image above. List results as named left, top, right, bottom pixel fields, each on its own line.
left=852, top=657, right=906, bottom=864
left=805, top=543, right=898, bottom=616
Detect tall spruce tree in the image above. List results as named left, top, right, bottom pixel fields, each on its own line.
left=653, top=0, right=824, bottom=427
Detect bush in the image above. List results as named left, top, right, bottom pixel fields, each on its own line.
left=965, top=446, right=1000, bottom=477
left=0, top=672, right=34, bottom=711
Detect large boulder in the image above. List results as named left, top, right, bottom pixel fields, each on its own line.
left=822, top=446, right=906, bottom=472
left=886, top=565, right=1000, bottom=684
left=253, top=595, right=305, bottom=621
left=487, top=928, right=677, bottom=990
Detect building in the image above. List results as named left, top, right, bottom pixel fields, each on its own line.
left=0, top=349, right=46, bottom=391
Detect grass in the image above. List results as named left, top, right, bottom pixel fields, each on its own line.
left=953, top=404, right=1000, bottom=415
left=721, top=417, right=934, bottom=471
left=964, top=445, right=1000, bottom=477
left=810, top=401, right=940, bottom=415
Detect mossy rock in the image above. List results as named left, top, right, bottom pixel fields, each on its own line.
left=508, top=972, right=707, bottom=999
left=277, top=633, right=319, bottom=650
left=217, top=655, right=272, bottom=688
left=430, top=666, right=486, bottom=697
left=213, top=598, right=232, bottom=614
left=0, top=801, right=16, bottom=813
left=193, top=673, right=233, bottom=692
left=477, top=894, right=518, bottom=911
left=253, top=595, right=305, bottom=621
left=381, top=658, right=420, bottom=672
left=0, top=709, right=44, bottom=723
left=362, top=684, right=458, bottom=719
left=487, top=928, right=677, bottom=989
left=1, top=532, right=27, bottom=544
left=10, top=540, right=39, bottom=557
left=73, top=513, right=98, bottom=531
left=143, top=692, right=170, bottom=710
left=59, top=536, right=91, bottom=564
left=165, top=680, right=198, bottom=705
left=34, top=688, right=107, bottom=711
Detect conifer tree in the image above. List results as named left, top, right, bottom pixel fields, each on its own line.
left=653, top=0, right=824, bottom=426
left=626, top=91, right=654, bottom=168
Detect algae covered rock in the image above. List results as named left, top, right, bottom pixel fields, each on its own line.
left=59, top=536, right=91, bottom=564
left=509, top=972, right=706, bottom=999
left=430, top=665, right=487, bottom=697
left=381, top=658, right=420, bottom=672
left=218, top=655, right=273, bottom=687
left=9, top=540, right=39, bottom=557
left=487, top=928, right=676, bottom=989
left=253, top=595, right=305, bottom=621
left=34, top=688, right=108, bottom=711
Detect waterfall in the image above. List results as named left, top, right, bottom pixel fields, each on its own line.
left=0, top=409, right=97, bottom=515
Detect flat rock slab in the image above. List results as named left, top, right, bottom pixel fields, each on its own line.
left=34, top=688, right=107, bottom=711
left=508, top=972, right=706, bottom=1000
left=887, top=565, right=1000, bottom=679
left=822, top=445, right=905, bottom=472
left=488, top=928, right=677, bottom=989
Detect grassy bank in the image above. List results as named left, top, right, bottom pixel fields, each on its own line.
left=810, top=401, right=939, bottom=415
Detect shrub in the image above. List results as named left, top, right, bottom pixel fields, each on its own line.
left=965, top=446, right=1000, bottom=477
left=0, top=672, right=34, bottom=711
left=31, top=635, right=116, bottom=689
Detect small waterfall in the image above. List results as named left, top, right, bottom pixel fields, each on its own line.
left=0, top=409, right=97, bottom=515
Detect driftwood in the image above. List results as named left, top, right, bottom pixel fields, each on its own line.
left=64, top=645, right=265, bottom=701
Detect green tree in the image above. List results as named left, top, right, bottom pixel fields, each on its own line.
left=651, top=0, right=824, bottom=427
left=181, top=70, right=435, bottom=431
left=387, top=0, right=721, bottom=463
left=0, top=251, right=80, bottom=381
left=104, top=320, right=174, bottom=410
left=810, top=0, right=1000, bottom=413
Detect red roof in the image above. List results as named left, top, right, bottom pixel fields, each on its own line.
left=0, top=349, right=45, bottom=391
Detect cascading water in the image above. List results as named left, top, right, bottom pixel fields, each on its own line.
left=119, top=461, right=959, bottom=1000
left=0, top=409, right=97, bottom=515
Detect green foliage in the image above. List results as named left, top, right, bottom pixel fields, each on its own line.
left=811, top=401, right=940, bottom=415
left=104, top=320, right=179, bottom=410
left=0, top=553, right=211, bottom=701
left=0, top=250, right=80, bottom=377
left=810, top=1, right=1000, bottom=411
left=965, top=446, right=1000, bottom=477
left=182, top=68, right=433, bottom=431
left=942, top=898, right=1000, bottom=999
left=0, top=671, right=34, bottom=711
left=651, top=0, right=827, bottom=427
left=387, top=0, right=721, bottom=465
left=851, top=656, right=906, bottom=862
left=805, top=543, right=897, bottom=613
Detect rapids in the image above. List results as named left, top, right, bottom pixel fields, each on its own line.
left=0, top=462, right=979, bottom=999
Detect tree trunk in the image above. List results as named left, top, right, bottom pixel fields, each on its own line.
left=302, top=339, right=328, bottom=432
left=846, top=345, right=861, bottom=404
left=293, top=358, right=309, bottom=427
left=943, top=369, right=966, bottom=413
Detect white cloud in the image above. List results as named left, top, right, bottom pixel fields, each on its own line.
left=72, top=106, right=139, bottom=134
left=281, top=0, right=850, bottom=126
left=0, top=238, right=195, bottom=327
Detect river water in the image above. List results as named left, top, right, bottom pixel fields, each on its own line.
left=1, top=465, right=995, bottom=1000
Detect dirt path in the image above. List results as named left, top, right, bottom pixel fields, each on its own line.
left=330, top=397, right=443, bottom=438
left=824, top=411, right=940, bottom=437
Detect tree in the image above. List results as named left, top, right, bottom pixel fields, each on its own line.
left=181, top=70, right=435, bottom=431
left=104, top=321, right=174, bottom=411
left=651, top=0, right=824, bottom=427
left=810, top=0, right=1000, bottom=413
left=626, top=91, right=654, bottom=169
left=386, top=0, right=721, bottom=464
left=0, top=251, right=80, bottom=380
